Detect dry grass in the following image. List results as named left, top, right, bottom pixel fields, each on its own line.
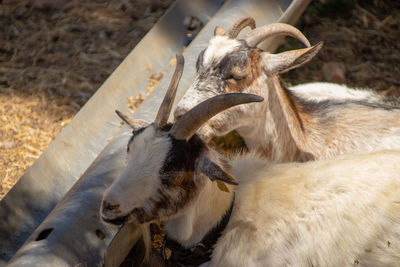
left=0, top=0, right=173, bottom=198
left=281, top=0, right=400, bottom=94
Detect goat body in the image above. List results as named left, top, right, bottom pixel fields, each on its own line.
left=102, top=123, right=400, bottom=266
left=215, top=150, right=400, bottom=266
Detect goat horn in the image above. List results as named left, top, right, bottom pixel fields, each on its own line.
left=154, top=54, right=184, bottom=127
left=170, top=93, right=264, bottom=141
left=226, top=17, right=256, bottom=39
left=243, top=23, right=310, bottom=48
left=115, top=110, right=149, bottom=130
left=116, top=110, right=136, bottom=128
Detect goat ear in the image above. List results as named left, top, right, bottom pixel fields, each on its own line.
left=262, top=42, right=323, bottom=75
left=197, top=154, right=238, bottom=186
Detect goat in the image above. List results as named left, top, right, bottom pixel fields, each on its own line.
left=174, top=17, right=400, bottom=162
left=101, top=55, right=400, bottom=266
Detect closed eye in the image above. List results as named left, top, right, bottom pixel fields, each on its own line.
left=225, top=72, right=245, bottom=81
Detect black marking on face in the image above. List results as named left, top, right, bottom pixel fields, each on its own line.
left=218, top=47, right=251, bottom=80
left=160, top=134, right=205, bottom=177
left=131, top=134, right=207, bottom=223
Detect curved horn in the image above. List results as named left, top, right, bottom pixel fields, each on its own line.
left=243, top=23, right=310, bottom=48
left=116, top=110, right=136, bottom=128
left=115, top=110, right=149, bottom=130
left=170, top=93, right=264, bottom=141
left=226, top=17, right=256, bottom=39
left=154, top=54, right=184, bottom=127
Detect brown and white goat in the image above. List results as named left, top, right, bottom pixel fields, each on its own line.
left=101, top=56, right=400, bottom=266
left=174, top=17, right=400, bottom=162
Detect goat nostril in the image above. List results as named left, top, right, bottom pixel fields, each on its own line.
left=103, top=200, right=120, bottom=211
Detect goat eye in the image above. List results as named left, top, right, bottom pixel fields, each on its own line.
left=232, top=73, right=245, bottom=81
left=225, top=73, right=243, bottom=82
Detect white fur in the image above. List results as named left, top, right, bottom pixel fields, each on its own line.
left=170, top=150, right=400, bottom=266
left=165, top=161, right=234, bottom=247
left=102, top=117, right=400, bottom=266
left=102, top=126, right=171, bottom=217
left=203, top=36, right=241, bottom=66
left=290, top=82, right=382, bottom=102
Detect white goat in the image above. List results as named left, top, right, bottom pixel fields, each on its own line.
left=101, top=56, right=400, bottom=266
left=174, top=17, right=400, bottom=162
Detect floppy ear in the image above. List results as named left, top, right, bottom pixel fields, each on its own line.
left=197, top=154, right=238, bottom=186
left=261, top=42, right=323, bottom=75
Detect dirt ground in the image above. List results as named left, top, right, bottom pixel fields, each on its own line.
left=1, top=0, right=400, bottom=265
left=282, top=0, right=400, bottom=93
left=0, top=0, right=174, bottom=198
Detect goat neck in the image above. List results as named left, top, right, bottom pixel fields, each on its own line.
left=165, top=149, right=234, bottom=247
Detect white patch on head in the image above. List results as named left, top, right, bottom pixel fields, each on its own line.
left=103, top=126, right=171, bottom=216
left=203, top=36, right=241, bottom=66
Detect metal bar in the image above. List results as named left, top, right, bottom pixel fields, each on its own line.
left=5, top=0, right=310, bottom=266
left=0, top=0, right=224, bottom=264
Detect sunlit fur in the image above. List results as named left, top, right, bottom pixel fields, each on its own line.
left=175, top=35, right=400, bottom=162
left=210, top=150, right=400, bottom=266
left=202, top=36, right=241, bottom=67
left=102, top=126, right=173, bottom=222
left=290, top=82, right=383, bottom=102
left=102, top=122, right=400, bottom=265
